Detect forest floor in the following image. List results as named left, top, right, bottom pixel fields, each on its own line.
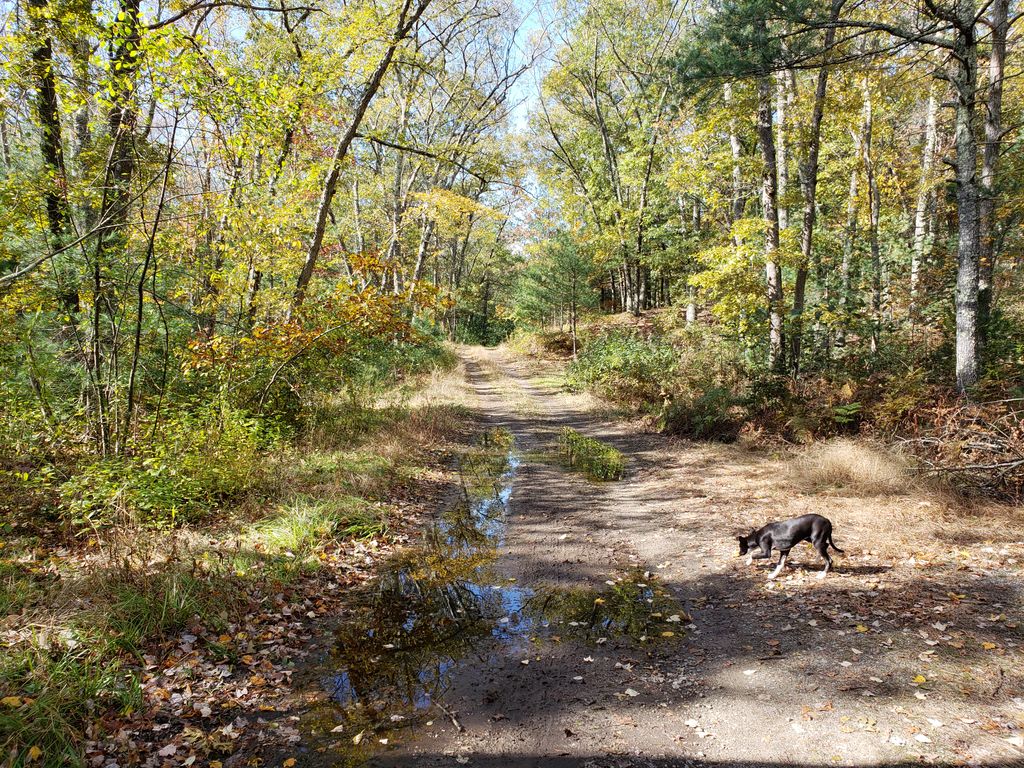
left=261, top=345, right=1024, bottom=768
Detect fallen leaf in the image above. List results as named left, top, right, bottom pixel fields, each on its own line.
left=1, top=697, right=22, bottom=708
left=914, top=734, right=932, bottom=743
left=912, top=674, right=927, bottom=684
left=27, top=747, right=42, bottom=762
left=625, top=688, right=640, bottom=697
left=284, top=760, right=297, bottom=767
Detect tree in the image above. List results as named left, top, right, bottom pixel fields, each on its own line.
left=515, top=231, right=600, bottom=355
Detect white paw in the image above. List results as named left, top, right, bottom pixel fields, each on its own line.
left=745, top=555, right=753, bottom=566
left=817, top=571, right=828, bottom=580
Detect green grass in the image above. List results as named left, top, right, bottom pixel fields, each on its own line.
left=558, top=427, right=625, bottom=481
left=99, top=571, right=221, bottom=655
left=254, top=495, right=388, bottom=555
left=0, top=644, right=140, bottom=768
left=0, top=561, right=42, bottom=617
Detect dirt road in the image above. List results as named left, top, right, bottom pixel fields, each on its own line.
left=297, top=346, right=1024, bottom=768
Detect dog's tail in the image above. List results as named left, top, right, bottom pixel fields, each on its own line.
left=828, top=532, right=844, bottom=553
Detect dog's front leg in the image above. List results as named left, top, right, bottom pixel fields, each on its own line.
left=748, top=544, right=772, bottom=568
left=768, top=552, right=788, bottom=580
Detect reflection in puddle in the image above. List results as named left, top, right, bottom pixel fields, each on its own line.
left=534, top=570, right=687, bottom=641
left=311, top=428, right=685, bottom=758
left=323, top=429, right=529, bottom=741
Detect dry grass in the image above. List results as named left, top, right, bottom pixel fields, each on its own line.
left=791, top=438, right=916, bottom=496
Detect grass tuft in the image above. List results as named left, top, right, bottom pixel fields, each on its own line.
left=792, top=438, right=913, bottom=496
left=558, top=427, right=625, bottom=481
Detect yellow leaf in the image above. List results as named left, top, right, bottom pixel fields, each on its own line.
left=210, top=763, right=223, bottom=768
left=1, top=696, right=22, bottom=707
left=913, top=674, right=927, bottom=684
left=28, top=746, right=42, bottom=762
left=661, top=631, right=675, bottom=637
left=982, top=642, right=997, bottom=650
left=855, top=625, right=868, bottom=633
left=283, top=760, right=297, bottom=767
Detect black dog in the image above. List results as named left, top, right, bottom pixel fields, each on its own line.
left=738, top=513, right=843, bottom=580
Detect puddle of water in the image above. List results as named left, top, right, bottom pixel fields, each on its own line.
left=314, top=429, right=531, bottom=745
left=305, top=428, right=685, bottom=758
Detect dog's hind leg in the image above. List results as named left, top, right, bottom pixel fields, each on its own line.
left=814, top=539, right=833, bottom=579
left=768, top=551, right=788, bottom=580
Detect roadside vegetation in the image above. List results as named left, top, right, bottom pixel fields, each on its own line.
left=517, top=309, right=1024, bottom=505
left=0, top=344, right=472, bottom=765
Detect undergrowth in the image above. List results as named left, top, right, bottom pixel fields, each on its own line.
left=0, top=354, right=467, bottom=766
left=554, top=312, right=1024, bottom=501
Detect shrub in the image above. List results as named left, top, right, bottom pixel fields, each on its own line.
left=566, top=328, right=677, bottom=406
left=59, top=403, right=276, bottom=529
left=658, top=386, right=741, bottom=440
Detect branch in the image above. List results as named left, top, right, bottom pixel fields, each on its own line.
left=146, top=1, right=321, bottom=29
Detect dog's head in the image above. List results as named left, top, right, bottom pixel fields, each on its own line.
left=737, top=534, right=754, bottom=555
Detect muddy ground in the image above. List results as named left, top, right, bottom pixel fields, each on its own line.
left=281, top=346, right=1024, bottom=768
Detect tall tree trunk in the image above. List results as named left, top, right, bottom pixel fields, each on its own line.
left=29, top=0, right=68, bottom=242
left=29, top=0, right=78, bottom=315
left=291, top=0, right=431, bottom=312
left=836, top=168, right=858, bottom=349
left=856, top=75, right=882, bottom=355
left=724, top=82, right=744, bottom=238
left=951, top=0, right=981, bottom=393
left=910, top=85, right=938, bottom=320
left=775, top=71, right=793, bottom=232
left=756, top=75, right=784, bottom=371
left=791, top=18, right=837, bottom=377
left=977, top=0, right=1008, bottom=334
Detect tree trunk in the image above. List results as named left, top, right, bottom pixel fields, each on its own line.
left=856, top=75, right=882, bottom=355
left=30, top=0, right=69, bottom=243
left=724, top=82, right=744, bottom=236
left=791, top=19, right=836, bottom=377
left=951, top=0, right=981, bottom=393
left=775, top=71, right=793, bottom=232
left=291, top=0, right=431, bottom=312
left=836, top=168, right=858, bottom=349
left=756, top=75, right=784, bottom=371
left=977, top=0, right=1008, bottom=334
left=910, top=85, right=938, bottom=320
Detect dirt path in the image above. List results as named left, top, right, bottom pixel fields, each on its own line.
left=296, top=346, right=1024, bottom=768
